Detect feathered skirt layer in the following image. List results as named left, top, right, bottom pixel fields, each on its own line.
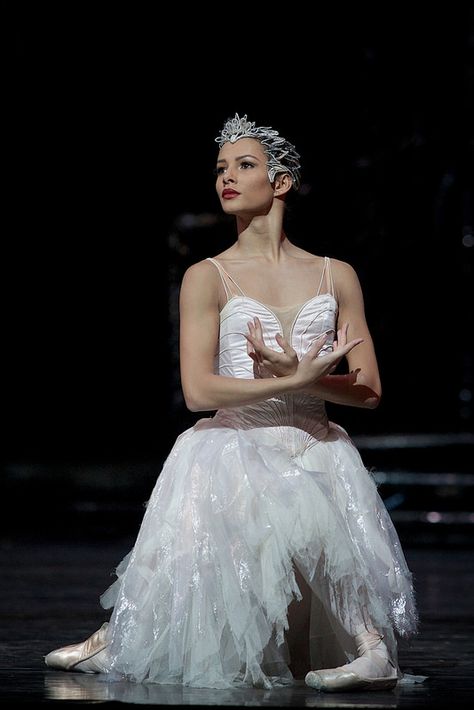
left=98, top=416, right=418, bottom=689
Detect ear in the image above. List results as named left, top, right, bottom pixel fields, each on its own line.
left=273, top=172, right=293, bottom=196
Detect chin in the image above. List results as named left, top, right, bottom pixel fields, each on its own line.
left=220, top=202, right=268, bottom=218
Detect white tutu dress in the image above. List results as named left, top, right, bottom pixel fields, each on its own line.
left=98, top=256, right=419, bottom=689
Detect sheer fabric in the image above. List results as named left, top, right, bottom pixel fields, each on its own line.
left=97, top=257, right=419, bottom=688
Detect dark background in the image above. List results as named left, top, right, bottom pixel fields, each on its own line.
left=4, top=6, right=473, bottom=508
left=2, top=14, right=473, bottom=705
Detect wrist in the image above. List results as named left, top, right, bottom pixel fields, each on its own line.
left=284, top=372, right=305, bottom=393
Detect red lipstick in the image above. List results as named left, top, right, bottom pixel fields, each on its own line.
left=222, top=189, right=240, bottom=199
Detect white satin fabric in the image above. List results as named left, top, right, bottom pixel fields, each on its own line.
left=98, top=260, right=420, bottom=689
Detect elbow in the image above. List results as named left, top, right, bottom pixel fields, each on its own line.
left=188, top=401, right=214, bottom=413
left=184, top=397, right=200, bottom=412
left=364, top=388, right=382, bottom=409
left=364, top=395, right=381, bottom=409
left=182, top=384, right=215, bottom=413
left=183, top=393, right=205, bottom=412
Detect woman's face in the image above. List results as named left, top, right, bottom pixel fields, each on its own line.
left=215, top=138, right=274, bottom=216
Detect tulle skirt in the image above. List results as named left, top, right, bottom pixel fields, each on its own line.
left=98, top=416, right=419, bottom=689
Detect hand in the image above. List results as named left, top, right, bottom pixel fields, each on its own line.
left=328, top=322, right=353, bottom=374
left=245, top=316, right=299, bottom=378
left=293, top=331, right=364, bottom=388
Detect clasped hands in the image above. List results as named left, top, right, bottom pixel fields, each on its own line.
left=245, top=317, right=363, bottom=388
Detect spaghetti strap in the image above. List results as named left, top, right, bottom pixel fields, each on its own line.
left=326, top=256, right=335, bottom=296
left=206, top=257, right=246, bottom=299
left=316, top=256, right=335, bottom=297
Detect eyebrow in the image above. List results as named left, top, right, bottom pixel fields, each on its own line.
left=216, top=154, right=260, bottom=164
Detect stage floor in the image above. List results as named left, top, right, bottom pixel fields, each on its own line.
left=1, top=535, right=473, bottom=707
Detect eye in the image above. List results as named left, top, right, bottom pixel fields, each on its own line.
left=214, top=166, right=225, bottom=176
left=240, top=161, right=255, bottom=169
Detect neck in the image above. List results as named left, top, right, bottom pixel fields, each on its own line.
left=234, top=201, right=288, bottom=262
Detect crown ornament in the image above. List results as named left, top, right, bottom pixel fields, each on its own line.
left=215, top=113, right=301, bottom=190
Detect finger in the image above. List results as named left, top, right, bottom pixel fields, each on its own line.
left=275, top=333, right=297, bottom=357
left=244, top=333, right=259, bottom=353
left=245, top=332, right=269, bottom=357
left=247, top=342, right=260, bottom=361
left=327, top=337, right=363, bottom=361
left=254, top=317, right=264, bottom=343
left=275, top=333, right=286, bottom=350
left=258, top=344, right=280, bottom=361
left=306, top=333, right=327, bottom=357
left=249, top=347, right=263, bottom=365
left=339, top=338, right=364, bottom=356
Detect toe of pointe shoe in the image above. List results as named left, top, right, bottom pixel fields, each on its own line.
left=44, top=622, right=109, bottom=672
left=44, top=649, right=68, bottom=670
left=305, top=668, right=397, bottom=692
left=305, top=668, right=357, bottom=692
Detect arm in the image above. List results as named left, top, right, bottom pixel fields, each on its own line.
left=179, top=261, right=362, bottom=412
left=303, top=261, right=382, bottom=409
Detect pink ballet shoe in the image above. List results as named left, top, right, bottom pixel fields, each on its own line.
left=44, top=622, right=109, bottom=673
left=305, top=631, right=398, bottom=692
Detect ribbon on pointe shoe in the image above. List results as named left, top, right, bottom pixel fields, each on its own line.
left=305, top=631, right=398, bottom=692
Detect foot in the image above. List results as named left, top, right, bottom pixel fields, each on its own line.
left=44, top=622, right=109, bottom=673
left=305, top=631, right=398, bottom=692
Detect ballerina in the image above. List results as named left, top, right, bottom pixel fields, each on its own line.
left=45, top=113, right=420, bottom=692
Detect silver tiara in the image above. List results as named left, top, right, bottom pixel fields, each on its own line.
left=215, top=113, right=301, bottom=190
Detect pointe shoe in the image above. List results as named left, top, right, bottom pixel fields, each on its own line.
left=305, top=631, right=398, bottom=692
left=44, top=622, right=109, bottom=674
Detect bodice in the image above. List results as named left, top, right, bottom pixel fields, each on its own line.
left=213, top=292, right=338, bottom=452
left=216, top=293, right=337, bottom=377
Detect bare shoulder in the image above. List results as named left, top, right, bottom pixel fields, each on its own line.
left=328, top=257, right=365, bottom=305
left=180, top=258, right=220, bottom=302
left=182, top=258, right=220, bottom=284
left=329, top=257, right=360, bottom=283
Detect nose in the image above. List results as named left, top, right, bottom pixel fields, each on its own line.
left=222, top=169, right=236, bottom=185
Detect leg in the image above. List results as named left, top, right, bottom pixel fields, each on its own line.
left=286, top=562, right=312, bottom=679
left=300, top=561, right=398, bottom=692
